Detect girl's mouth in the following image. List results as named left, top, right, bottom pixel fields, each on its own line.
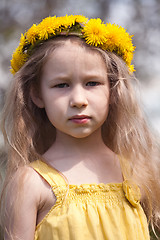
left=69, top=115, right=91, bottom=124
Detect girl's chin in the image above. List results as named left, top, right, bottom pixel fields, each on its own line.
left=62, top=129, right=99, bottom=139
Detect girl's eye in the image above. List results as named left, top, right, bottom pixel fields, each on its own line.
left=86, top=81, right=100, bottom=86
left=54, top=83, right=69, bottom=88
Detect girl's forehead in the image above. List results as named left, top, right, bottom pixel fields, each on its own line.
left=41, top=40, right=108, bottom=81
left=51, top=40, right=99, bottom=56
left=46, top=40, right=106, bottom=66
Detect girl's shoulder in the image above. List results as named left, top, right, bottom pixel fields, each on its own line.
left=6, top=165, right=43, bottom=209
left=9, top=164, right=56, bottom=204
left=4, top=164, right=56, bottom=238
left=9, top=165, right=43, bottom=190
left=3, top=166, right=44, bottom=239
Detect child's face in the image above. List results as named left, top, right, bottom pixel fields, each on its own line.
left=36, top=41, right=110, bottom=139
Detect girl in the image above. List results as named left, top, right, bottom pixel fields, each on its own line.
left=0, top=15, right=160, bottom=240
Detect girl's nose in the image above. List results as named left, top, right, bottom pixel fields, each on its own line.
left=69, top=86, right=88, bottom=108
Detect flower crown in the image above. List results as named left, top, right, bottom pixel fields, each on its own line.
left=10, top=15, right=136, bottom=74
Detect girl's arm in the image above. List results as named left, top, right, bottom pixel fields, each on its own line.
left=4, top=167, right=41, bottom=240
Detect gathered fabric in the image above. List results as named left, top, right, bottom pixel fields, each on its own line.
left=30, top=160, right=150, bottom=240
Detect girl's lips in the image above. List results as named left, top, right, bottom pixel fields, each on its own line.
left=69, top=115, right=91, bottom=124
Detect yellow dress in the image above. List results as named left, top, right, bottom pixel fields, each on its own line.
left=30, top=160, right=150, bottom=240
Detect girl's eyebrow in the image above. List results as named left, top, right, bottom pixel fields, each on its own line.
left=46, top=70, right=108, bottom=84
left=80, top=73, right=108, bottom=82
left=47, top=75, right=107, bottom=84
left=84, top=73, right=107, bottom=80
left=47, top=75, right=70, bottom=83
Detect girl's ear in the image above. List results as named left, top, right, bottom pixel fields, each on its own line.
left=30, top=86, right=45, bottom=108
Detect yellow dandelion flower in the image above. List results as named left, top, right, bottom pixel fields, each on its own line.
left=38, top=16, right=57, bottom=40
left=104, top=24, right=134, bottom=53
left=19, top=34, right=27, bottom=48
left=102, top=23, right=135, bottom=70
left=10, top=46, right=28, bottom=74
left=104, top=24, right=124, bottom=52
left=83, top=18, right=108, bottom=46
left=26, top=24, right=39, bottom=44
left=106, top=24, right=121, bottom=43
left=56, top=15, right=88, bottom=34
left=56, top=15, right=77, bottom=31
left=74, top=15, right=88, bottom=25
left=129, top=64, right=135, bottom=73
left=123, top=51, right=133, bottom=65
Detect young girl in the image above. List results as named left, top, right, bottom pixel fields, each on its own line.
left=0, top=15, right=160, bottom=240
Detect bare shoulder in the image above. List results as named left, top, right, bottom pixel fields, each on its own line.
left=6, top=164, right=56, bottom=212
left=7, top=165, right=42, bottom=198
left=4, top=165, right=43, bottom=239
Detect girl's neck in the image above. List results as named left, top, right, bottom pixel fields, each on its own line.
left=43, top=128, right=111, bottom=161
left=42, top=128, right=122, bottom=185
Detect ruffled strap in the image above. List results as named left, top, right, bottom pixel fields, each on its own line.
left=122, top=179, right=141, bottom=207
left=30, top=160, right=68, bottom=205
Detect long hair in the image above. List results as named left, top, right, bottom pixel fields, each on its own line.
left=0, top=36, right=160, bottom=236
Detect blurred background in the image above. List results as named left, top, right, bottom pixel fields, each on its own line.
left=0, top=0, right=160, bottom=149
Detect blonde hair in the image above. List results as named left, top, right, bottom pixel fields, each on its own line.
left=0, top=36, right=160, bottom=237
